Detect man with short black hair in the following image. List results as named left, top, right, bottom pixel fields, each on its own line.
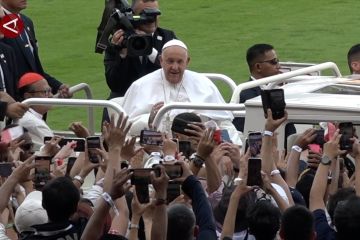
left=19, top=177, right=87, bottom=239
left=167, top=204, right=196, bottom=240
left=233, top=44, right=281, bottom=132
left=347, top=44, right=360, bottom=74
left=1, top=0, right=72, bottom=98
left=333, top=195, right=360, bottom=240
left=280, top=205, right=316, bottom=240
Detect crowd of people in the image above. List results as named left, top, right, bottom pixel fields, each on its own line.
left=0, top=0, right=360, bottom=239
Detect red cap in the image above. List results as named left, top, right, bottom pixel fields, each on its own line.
left=18, top=72, right=45, bottom=89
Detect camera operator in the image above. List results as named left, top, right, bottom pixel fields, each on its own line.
left=104, top=0, right=177, bottom=99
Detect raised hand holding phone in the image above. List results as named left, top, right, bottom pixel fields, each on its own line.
left=264, top=109, right=288, bottom=133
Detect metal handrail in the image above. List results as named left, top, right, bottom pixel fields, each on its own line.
left=152, top=102, right=245, bottom=129
left=266, top=75, right=340, bottom=89
left=230, top=62, right=342, bottom=103
left=53, top=83, right=95, bottom=134
left=21, top=99, right=125, bottom=134
left=202, top=73, right=237, bottom=94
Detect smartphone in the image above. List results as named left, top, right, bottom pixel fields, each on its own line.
left=248, top=132, right=262, bottom=157
left=130, top=168, right=159, bottom=185
left=34, top=156, right=52, bottom=189
left=312, top=129, right=325, bottom=146
left=220, top=129, right=231, bottom=143
left=178, top=141, right=191, bottom=159
left=65, top=157, right=77, bottom=176
left=135, top=184, right=150, bottom=204
left=86, top=136, right=101, bottom=163
left=247, top=158, right=263, bottom=186
left=140, top=130, right=163, bottom=146
left=154, top=163, right=183, bottom=179
left=339, top=122, right=353, bottom=151
left=1, top=126, right=24, bottom=143
left=0, top=162, right=13, bottom=177
left=261, top=89, right=286, bottom=119
left=167, top=182, right=181, bottom=203
left=44, top=136, right=86, bottom=152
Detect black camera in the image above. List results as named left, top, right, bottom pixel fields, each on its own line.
left=96, top=0, right=161, bottom=56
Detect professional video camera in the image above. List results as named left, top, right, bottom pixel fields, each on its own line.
left=95, top=0, right=161, bottom=56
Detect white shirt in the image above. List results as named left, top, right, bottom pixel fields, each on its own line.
left=110, top=69, right=242, bottom=144
left=122, top=68, right=232, bottom=118
left=18, top=108, right=53, bottom=150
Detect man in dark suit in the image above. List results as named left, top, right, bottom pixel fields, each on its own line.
left=233, top=44, right=281, bottom=132
left=104, top=0, right=176, bottom=98
left=0, top=41, right=19, bottom=100
left=0, top=4, right=28, bottom=123
left=1, top=0, right=72, bottom=98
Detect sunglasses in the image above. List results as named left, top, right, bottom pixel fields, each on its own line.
left=258, top=58, right=279, bottom=65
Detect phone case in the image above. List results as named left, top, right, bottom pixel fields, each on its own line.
left=247, top=158, right=262, bottom=186
left=261, top=89, right=286, bottom=120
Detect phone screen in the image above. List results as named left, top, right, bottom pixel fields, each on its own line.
left=140, top=130, right=163, bottom=146
left=0, top=163, right=13, bottom=177
left=247, top=158, right=262, bottom=186
left=339, top=122, right=353, bottom=150
left=248, top=132, right=262, bottom=157
left=86, top=136, right=101, bottom=163
left=66, top=157, right=77, bottom=176
left=35, top=157, right=51, bottom=189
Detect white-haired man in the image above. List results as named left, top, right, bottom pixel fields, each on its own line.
left=114, top=39, right=241, bottom=144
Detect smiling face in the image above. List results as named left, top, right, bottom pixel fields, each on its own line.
left=160, top=46, right=190, bottom=84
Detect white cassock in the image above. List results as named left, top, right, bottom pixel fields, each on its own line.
left=109, top=69, right=242, bottom=145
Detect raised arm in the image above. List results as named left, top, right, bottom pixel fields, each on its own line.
left=260, top=109, right=288, bottom=175
left=309, top=130, right=344, bottom=212
left=81, top=169, right=131, bottom=240
left=221, top=173, right=252, bottom=239
left=286, top=129, right=316, bottom=188
left=102, top=113, right=132, bottom=235
left=196, top=128, right=221, bottom=194
left=150, top=166, right=169, bottom=240
left=179, top=161, right=217, bottom=240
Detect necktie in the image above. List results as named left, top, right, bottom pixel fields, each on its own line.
left=19, top=30, right=34, bottom=59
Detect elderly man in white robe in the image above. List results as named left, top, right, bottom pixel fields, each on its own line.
left=110, top=39, right=242, bottom=145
